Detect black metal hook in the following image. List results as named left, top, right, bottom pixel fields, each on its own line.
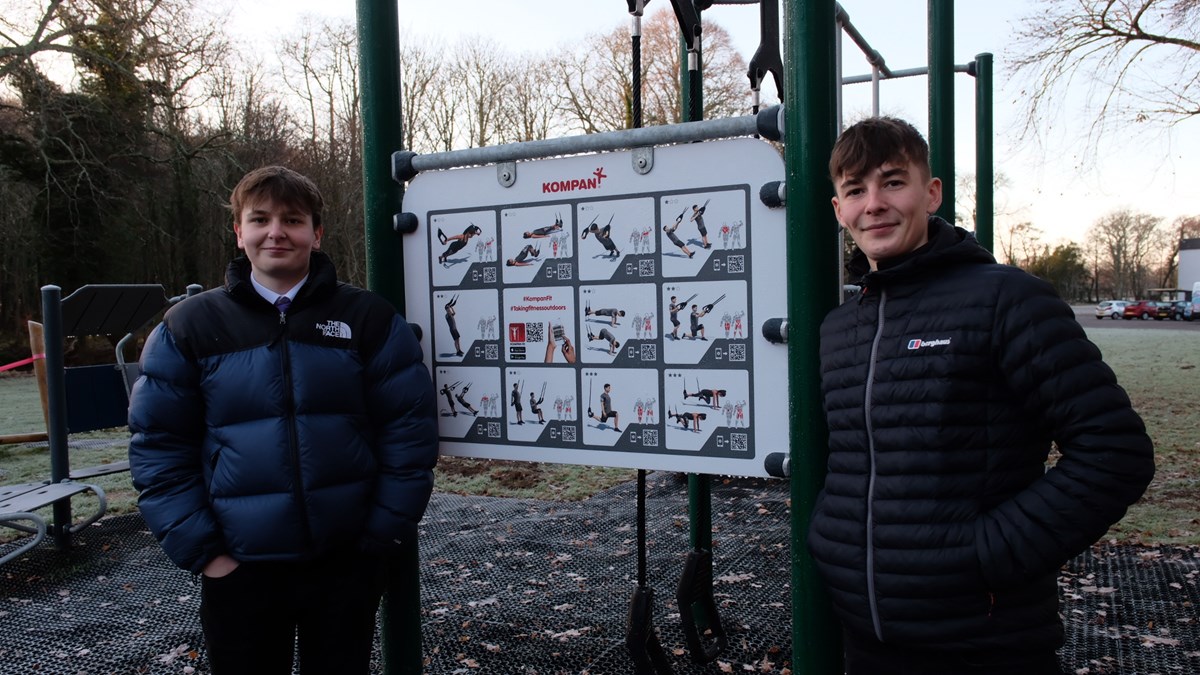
left=668, top=0, right=704, bottom=53
left=747, top=0, right=784, bottom=101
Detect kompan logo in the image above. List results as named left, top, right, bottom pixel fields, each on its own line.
left=542, top=167, right=607, bottom=194
left=316, top=320, right=352, bottom=340
left=907, top=337, right=951, bottom=350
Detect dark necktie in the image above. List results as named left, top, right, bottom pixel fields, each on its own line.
left=275, top=295, right=291, bottom=314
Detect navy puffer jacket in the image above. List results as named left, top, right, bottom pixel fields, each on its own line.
left=809, top=218, right=1154, bottom=652
left=129, top=253, right=438, bottom=574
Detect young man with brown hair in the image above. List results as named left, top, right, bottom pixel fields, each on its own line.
left=810, top=117, right=1155, bottom=674
left=128, top=166, right=438, bottom=674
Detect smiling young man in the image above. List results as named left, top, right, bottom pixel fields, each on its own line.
left=809, top=117, right=1155, bottom=674
left=128, top=166, right=438, bottom=675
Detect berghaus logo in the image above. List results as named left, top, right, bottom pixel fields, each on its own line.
left=907, top=338, right=951, bottom=350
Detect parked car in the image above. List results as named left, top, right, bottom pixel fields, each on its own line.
left=1168, top=300, right=1190, bottom=321
left=1122, top=300, right=1159, bottom=320
left=1095, top=300, right=1128, bottom=319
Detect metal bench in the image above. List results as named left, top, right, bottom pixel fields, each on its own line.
left=0, top=283, right=198, bottom=560
left=0, top=481, right=107, bottom=566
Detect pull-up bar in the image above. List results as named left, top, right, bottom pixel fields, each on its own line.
left=835, top=4, right=891, bottom=78
left=842, top=63, right=972, bottom=85
left=391, top=106, right=785, bottom=182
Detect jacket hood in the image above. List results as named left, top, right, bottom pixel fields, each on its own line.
left=847, top=216, right=996, bottom=289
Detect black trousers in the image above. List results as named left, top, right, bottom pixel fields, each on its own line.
left=843, top=630, right=1063, bottom=675
left=199, top=549, right=387, bottom=675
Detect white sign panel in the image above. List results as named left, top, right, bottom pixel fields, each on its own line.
left=402, top=138, right=787, bottom=478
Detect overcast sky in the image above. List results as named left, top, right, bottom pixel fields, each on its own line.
left=225, top=0, right=1200, bottom=247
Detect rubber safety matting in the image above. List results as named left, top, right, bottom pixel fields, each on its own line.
left=1, top=474, right=1196, bottom=674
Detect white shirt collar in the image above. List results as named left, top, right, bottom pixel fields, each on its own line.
left=249, top=274, right=308, bottom=305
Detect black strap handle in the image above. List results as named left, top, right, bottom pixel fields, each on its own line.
left=676, top=548, right=727, bottom=663
left=627, top=585, right=674, bottom=674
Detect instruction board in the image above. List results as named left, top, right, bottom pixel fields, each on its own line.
left=401, top=138, right=788, bottom=478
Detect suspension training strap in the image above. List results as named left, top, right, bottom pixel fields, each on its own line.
left=624, top=3, right=673, bottom=673
left=676, top=548, right=728, bottom=663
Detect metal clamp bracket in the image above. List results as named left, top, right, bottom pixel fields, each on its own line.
left=632, top=147, right=654, bottom=175
left=498, top=162, right=517, bottom=188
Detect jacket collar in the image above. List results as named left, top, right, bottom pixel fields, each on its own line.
left=226, top=252, right=339, bottom=310
left=848, top=216, right=996, bottom=290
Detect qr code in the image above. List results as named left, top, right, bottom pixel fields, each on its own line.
left=557, top=262, right=574, bottom=280
left=562, top=425, right=577, bottom=442
left=731, top=432, right=748, bottom=452
left=640, top=344, right=657, bottom=361
left=638, top=259, right=656, bottom=277
left=483, top=267, right=497, bottom=283
left=488, top=422, right=501, bottom=438
left=728, top=343, right=747, bottom=362
left=485, top=344, right=499, bottom=360
left=525, top=322, right=545, bottom=343
left=642, top=429, right=659, bottom=447
left=727, top=255, right=745, bottom=273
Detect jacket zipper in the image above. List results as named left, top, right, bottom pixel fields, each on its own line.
left=278, top=311, right=314, bottom=551
left=865, top=290, right=886, bottom=642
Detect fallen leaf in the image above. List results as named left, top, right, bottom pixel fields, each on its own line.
left=1140, top=634, right=1181, bottom=647
left=717, top=572, right=756, bottom=584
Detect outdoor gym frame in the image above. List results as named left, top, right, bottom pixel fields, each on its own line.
left=355, top=1, right=992, bottom=673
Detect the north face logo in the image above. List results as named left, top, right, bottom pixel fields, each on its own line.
left=316, top=320, right=352, bottom=339
left=907, top=338, right=951, bottom=350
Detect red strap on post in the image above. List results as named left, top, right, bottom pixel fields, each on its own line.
left=0, top=353, right=45, bottom=372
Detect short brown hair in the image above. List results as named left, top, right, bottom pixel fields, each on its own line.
left=230, top=166, right=324, bottom=228
left=829, top=117, right=931, bottom=183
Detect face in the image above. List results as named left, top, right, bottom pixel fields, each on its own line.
left=832, top=161, right=942, bottom=270
left=234, top=197, right=322, bottom=292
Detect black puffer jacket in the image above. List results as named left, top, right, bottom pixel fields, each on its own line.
left=809, top=217, right=1154, bottom=653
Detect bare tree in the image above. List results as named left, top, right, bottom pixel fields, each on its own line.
left=555, top=33, right=630, bottom=133
left=1088, top=208, right=1167, bottom=298
left=397, top=32, right=443, bottom=153
left=1, top=0, right=232, bottom=298
left=1158, top=214, right=1200, bottom=286
left=278, top=17, right=360, bottom=161
left=424, top=79, right=460, bottom=152
left=996, top=220, right=1044, bottom=267
left=954, top=171, right=1015, bottom=233
left=557, top=8, right=752, bottom=133
left=497, top=52, right=562, bottom=143
left=452, top=38, right=510, bottom=148
left=279, top=20, right=323, bottom=148
left=1011, top=0, right=1200, bottom=141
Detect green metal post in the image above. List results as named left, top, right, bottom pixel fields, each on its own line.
left=359, top=0, right=406, bottom=307
left=928, top=0, right=955, bottom=224
left=783, top=1, right=841, bottom=673
left=973, top=52, right=994, bottom=252
left=357, top=1, right=420, bottom=672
